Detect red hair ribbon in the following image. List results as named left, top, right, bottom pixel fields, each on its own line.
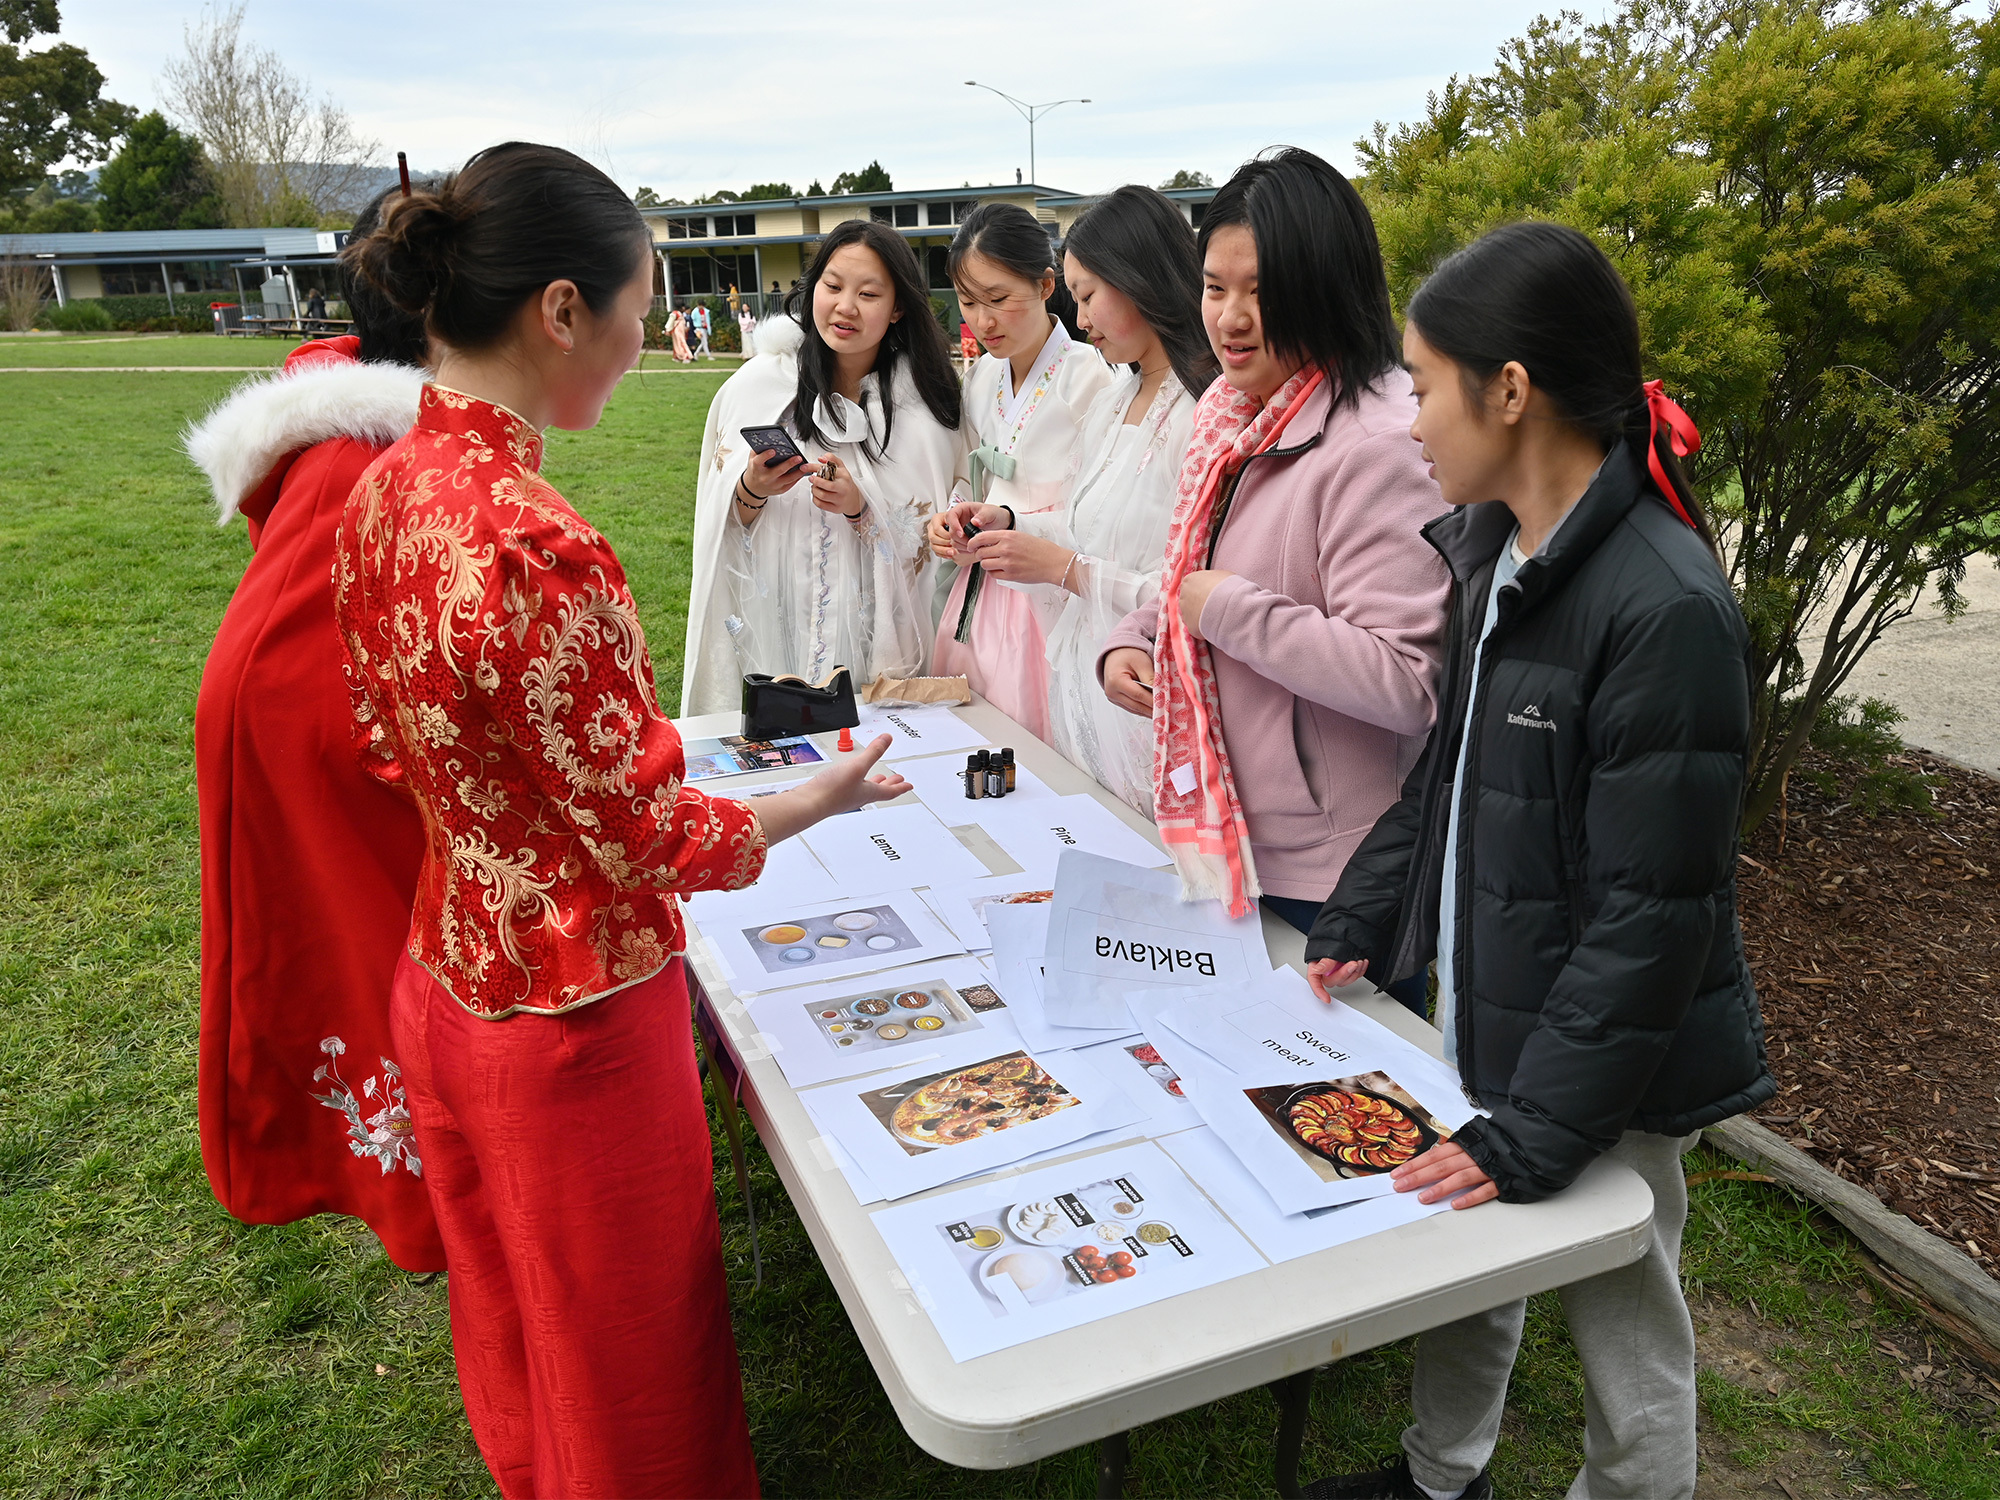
left=1642, top=379, right=1700, bottom=530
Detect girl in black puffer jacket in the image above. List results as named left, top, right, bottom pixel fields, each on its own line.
left=1298, top=224, right=1773, bottom=1500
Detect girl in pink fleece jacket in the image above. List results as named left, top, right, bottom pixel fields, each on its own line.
left=1098, top=148, right=1450, bottom=1012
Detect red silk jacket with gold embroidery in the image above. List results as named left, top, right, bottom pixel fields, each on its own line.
left=334, top=386, right=766, bottom=1018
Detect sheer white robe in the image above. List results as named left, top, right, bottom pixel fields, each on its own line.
left=929, top=321, right=1114, bottom=735
left=682, top=319, right=962, bottom=716
left=1016, top=368, right=1197, bottom=810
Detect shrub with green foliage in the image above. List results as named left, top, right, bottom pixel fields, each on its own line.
left=96, top=111, right=223, bottom=231
left=1802, top=695, right=1937, bottom=816
left=1358, top=0, right=2000, bottom=832
left=45, top=298, right=110, bottom=332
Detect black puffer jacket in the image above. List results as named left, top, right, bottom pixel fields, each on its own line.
left=1306, top=445, right=1774, bottom=1202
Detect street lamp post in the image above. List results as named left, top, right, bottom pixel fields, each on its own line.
left=964, top=81, right=1090, bottom=189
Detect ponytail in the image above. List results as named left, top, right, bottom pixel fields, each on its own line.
left=340, top=142, right=650, bottom=354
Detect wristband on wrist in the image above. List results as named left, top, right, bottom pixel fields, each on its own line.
left=999, top=504, right=1017, bottom=530
left=1059, top=551, right=1080, bottom=592
left=735, top=477, right=767, bottom=511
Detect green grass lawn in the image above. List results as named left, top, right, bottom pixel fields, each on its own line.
left=1, top=362, right=1994, bottom=1497
left=0, top=332, right=293, bottom=368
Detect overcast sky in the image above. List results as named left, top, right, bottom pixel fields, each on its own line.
left=57, top=1, right=1581, bottom=199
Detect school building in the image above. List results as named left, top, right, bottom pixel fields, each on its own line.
left=1, top=179, right=1221, bottom=325
left=644, top=180, right=1219, bottom=317
left=0, top=227, right=349, bottom=313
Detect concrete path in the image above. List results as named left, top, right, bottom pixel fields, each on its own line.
left=1854, top=560, right=2000, bottom=775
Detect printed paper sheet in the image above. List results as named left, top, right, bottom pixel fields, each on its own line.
left=699, top=890, right=965, bottom=995
left=796, top=802, right=991, bottom=890
left=868, top=1141, right=1267, bottom=1362
left=1041, top=850, right=1272, bottom=1031
left=744, top=960, right=1020, bottom=1090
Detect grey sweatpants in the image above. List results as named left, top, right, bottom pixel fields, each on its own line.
left=1403, top=1130, right=1701, bottom=1500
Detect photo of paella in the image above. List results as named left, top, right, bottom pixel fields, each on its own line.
left=863, top=1052, right=1081, bottom=1157
left=1244, top=1071, right=1448, bottom=1181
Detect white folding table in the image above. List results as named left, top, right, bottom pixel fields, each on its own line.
left=677, top=698, right=1654, bottom=1495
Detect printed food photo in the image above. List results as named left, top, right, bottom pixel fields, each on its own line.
left=1242, top=1071, right=1448, bottom=1182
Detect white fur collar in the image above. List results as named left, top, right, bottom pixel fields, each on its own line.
left=185, top=359, right=427, bottom=524
left=750, top=315, right=804, bottom=359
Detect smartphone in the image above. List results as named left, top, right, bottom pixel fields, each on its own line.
left=739, top=425, right=804, bottom=467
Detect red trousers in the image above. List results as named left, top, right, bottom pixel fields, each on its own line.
left=392, top=952, right=760, bottom=1499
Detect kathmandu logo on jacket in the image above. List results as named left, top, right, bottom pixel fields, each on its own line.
left=1506, top=701, right=1557, bottom=732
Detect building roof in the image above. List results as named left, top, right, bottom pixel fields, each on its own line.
left=0, top=227, right=327, bottom=262
left=639, top=183, right=1075, bottom=217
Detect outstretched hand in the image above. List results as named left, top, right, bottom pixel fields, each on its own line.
left=745, top=734, right=910, bottom=845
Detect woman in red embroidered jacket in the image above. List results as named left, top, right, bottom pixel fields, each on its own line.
left=334, top=143, right=908, bottom=1500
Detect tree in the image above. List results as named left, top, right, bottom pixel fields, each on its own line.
left=828, top=160, right=891, bottom=194
left=0, top=0, right=134, bottom=193
left=1159, top=169, right=1214, bottom=190
left=1358, top=0, right=2000, bottom=830
left=634, top=185, right=663, bottom=207
left=0, top=167, right=98, bottom=232
left=97, top=111, right=223, bottom=230
left=160, top=3, right=379, bottom=227
left=742, top=181, right=795, bottom=200
left=806, top=178, right=824, bottom=196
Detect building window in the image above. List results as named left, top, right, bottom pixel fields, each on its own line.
left=100, top=265, right=166, bottom=296
left=894, top=203, right=918, bottom=227
left=670, top=253, right=757, bottom=299
left=954, top=199, right=974, bottom=223
left=714, top=213, right=755, bottom=236
left=870, top=205, right=893, bottom=224
left=165, top=260, right=234, bottom=294
left=926, top=245, right=950, bottom=289
left=666, top=216, right=708, bottom=239
left=1189, top=203, right=1206, bottom=229
left=927, top=201, right=952, bottom=226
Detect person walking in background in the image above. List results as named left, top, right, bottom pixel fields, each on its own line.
left=928, top=202, right=1113, bottom=739
left=683, top=221, right=963, bottom=714
left=1297, top=222, right=1774, bottom=1500
left=668, top=302, right=693, bottom=362
left=336, top=140, right=911, bottom=1499
left=737, top=300, right=757, bottom=355
left=693, top=300, right=713, bottom=358
left=1097, top=148, right=1449, bottom=1016
left=187, top=188, right=442, bottom=1276
left=305, top=285, right=327, bottom=326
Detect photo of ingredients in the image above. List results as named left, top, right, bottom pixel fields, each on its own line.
left=800, top=981, right=986, bottom=1057
left=860, top=1053, right=1081, bottom=1158
left=739, top=904, right=920, bottom=976
left=969, top=888, right=1055, bottom=930
left=1243, top=1071, right=1447, bottom=1182
left=935, top=1173, right=1195, bottom=1318
left=683, top=734, right=826, bottom=782
left=1123, top=1041, right=1185, bottom=1098
left=957, top=982, right=1008, bottom=1014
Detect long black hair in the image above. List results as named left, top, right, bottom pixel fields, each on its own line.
left=1199, top=146, right=1400, bottom=411
left=785, top=219, right=961, bottom=456
left=1405, top=220, right=1713, bottom=548
left=343, top=188, right=428, bottom=366
left=344, top=141, right=650, bottom=352
left=1063, top=185, right=1218, bottom=399
left=947, top=201, right=1081, bottom=339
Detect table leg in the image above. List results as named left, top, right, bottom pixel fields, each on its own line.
left=1271, top=1369, right=1314, bottom=1499
left=1095, top=1429, right=1129, bottom=1498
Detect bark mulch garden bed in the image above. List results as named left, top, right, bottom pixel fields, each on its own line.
left=1736, top=746, right=2000, bottom=1281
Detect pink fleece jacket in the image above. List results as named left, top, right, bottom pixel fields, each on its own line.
left=1100, top=368, right=1451, bottom=901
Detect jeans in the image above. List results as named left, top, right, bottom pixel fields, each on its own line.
left=1259, top=894, right=1429, bottom=1018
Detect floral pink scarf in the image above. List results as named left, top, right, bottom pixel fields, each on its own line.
left=1151, top=366, right=1326, bottom=916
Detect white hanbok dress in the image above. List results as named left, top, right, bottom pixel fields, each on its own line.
left=1017, top=368, right=1197, bottom=810
left=930, top=319, right=1113, bottom=739
left=682, top=318, right=961, bottom=716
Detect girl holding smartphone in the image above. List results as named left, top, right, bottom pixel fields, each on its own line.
left=1299, top=222, right=1774, bottom=1500
left=683, top=220, right=962, bottom=714
left=928, top=202, right=1112, bottom=738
